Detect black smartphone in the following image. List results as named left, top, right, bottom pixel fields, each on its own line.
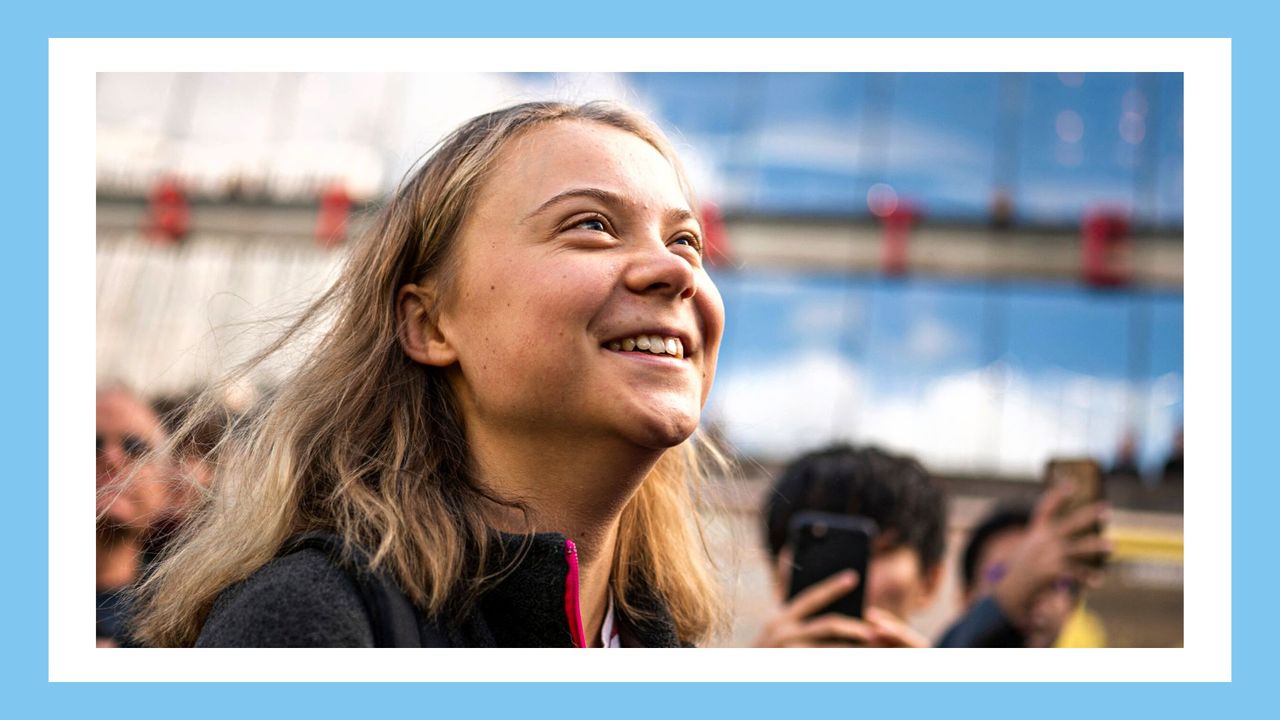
left=786, top=512, right=877, bottom=619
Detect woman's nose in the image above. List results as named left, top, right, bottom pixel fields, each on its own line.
left=98, top=441, right=129, bottom=478
left=623, top=237, right=697, bottom=300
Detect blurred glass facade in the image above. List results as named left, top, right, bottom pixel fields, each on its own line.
left=627, top=72, right=1183, bottom=226
left=97, top=71, right=1183, bottom=480
left=708, top=270, right=1182, bottom=477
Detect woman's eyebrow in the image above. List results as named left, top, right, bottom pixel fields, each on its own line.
left=521, top=187, right=696, bottom=227
left=522, top=187, right=626, bottom=223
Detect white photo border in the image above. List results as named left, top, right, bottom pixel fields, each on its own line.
left=53, top=38, right=1229, bottom=682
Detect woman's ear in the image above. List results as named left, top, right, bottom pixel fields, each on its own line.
left=396, top=283, right=458, bottom=367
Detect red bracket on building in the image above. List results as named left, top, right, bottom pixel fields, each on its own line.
left=880, top=203, right=918, bottom=276
left=1082, top=209, right=1131, bottom=287
left=316, top=182, right=352, bottom=249
left=144, top=176, right=190, bottom=243
left=699, top=201, right=732, bottom=267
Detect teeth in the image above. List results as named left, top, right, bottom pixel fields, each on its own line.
left=607, top=335, right=686, bottom=358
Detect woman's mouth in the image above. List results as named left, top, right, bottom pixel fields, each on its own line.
left=604, top=334, right=684, bottom=359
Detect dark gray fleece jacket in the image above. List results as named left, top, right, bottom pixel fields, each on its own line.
left=195, top=532, right=682, bottom=648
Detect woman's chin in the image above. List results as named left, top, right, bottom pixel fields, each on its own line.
left=620, top=408, right=700, bottom=450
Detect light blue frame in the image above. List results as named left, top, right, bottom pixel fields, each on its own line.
left=10, top=1, right=1257, bottom=714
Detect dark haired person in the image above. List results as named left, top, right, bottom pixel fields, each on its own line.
left=1162, top=427, right=1184, bottom=483
left=754, top=444, right=947, bottom=647
left=937, top=485, right=1109, bottom=648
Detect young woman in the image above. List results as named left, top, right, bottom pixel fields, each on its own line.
left=131, top=101, right=728, bottom=648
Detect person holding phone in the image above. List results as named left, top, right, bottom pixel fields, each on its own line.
left=938, top=480, right=1110, bottom=648
left=130, top=101, right=727, bottom=647
left=755, top=444, right=947, bottom=647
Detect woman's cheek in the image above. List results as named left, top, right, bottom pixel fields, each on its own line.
left=697, top=278, right=726, bottom=404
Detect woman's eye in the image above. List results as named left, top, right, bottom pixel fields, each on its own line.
left=671, top=235, right=702, bottom=253
left=574, top=218, right=607, bottom=232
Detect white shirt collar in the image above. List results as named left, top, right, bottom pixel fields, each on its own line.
left=600, top=592, right=622, bottom=648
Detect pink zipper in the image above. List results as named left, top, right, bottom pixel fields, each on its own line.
left=563, top=538, right=587, bottom=648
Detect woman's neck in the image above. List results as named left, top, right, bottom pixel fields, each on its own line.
left=468, top=427, right=661, bottom=647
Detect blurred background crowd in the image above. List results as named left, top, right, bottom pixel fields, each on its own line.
left=96, top=72, right=1184, bottom=648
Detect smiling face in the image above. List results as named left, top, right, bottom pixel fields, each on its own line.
left=433, top=119, right=724, bottom=452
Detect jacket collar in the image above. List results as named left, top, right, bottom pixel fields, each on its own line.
left=471, top=531, right=681, bottom=648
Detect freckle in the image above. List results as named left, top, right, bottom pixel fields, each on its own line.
left=490, top=285, right=495, bottom=291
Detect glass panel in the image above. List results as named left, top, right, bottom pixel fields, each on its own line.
left=859, top=278, right=992, bottom=471
left=741, top=73, right=868, bottom=215
left=1013, top=72, right=1142, bottom=225
left=881, top=73, right=1001, bottom=221
left=710, top=269, right=1182, bottom=479
left=707, top=269, right=868, bottom=458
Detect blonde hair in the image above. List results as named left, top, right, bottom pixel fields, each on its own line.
left=131, top=101, right=728, bottom=647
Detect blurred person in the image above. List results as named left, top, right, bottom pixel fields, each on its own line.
left=1162, top=427, right=1184, bottom=483
left=754, top=444, right=946, bottom=647
left=1108, top=431, right=1142, bottom=484
left=937, top=484, right=1110, bottom=648
left=147, top=391, right=234, bottom=561
left=131, top=101, right=728, bottom=647
left=152, top=391, right=221, bottom=491
left=96, top=385, right=172, bottom=647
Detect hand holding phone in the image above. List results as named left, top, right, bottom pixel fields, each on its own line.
left=786, top=512, right=877, bottom=619
left=990, top=468, right=1112, bottom=629
left=754, top=542, right=928, bottom=648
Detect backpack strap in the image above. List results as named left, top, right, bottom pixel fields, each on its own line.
left=280, top=532, right=422, bottom=648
